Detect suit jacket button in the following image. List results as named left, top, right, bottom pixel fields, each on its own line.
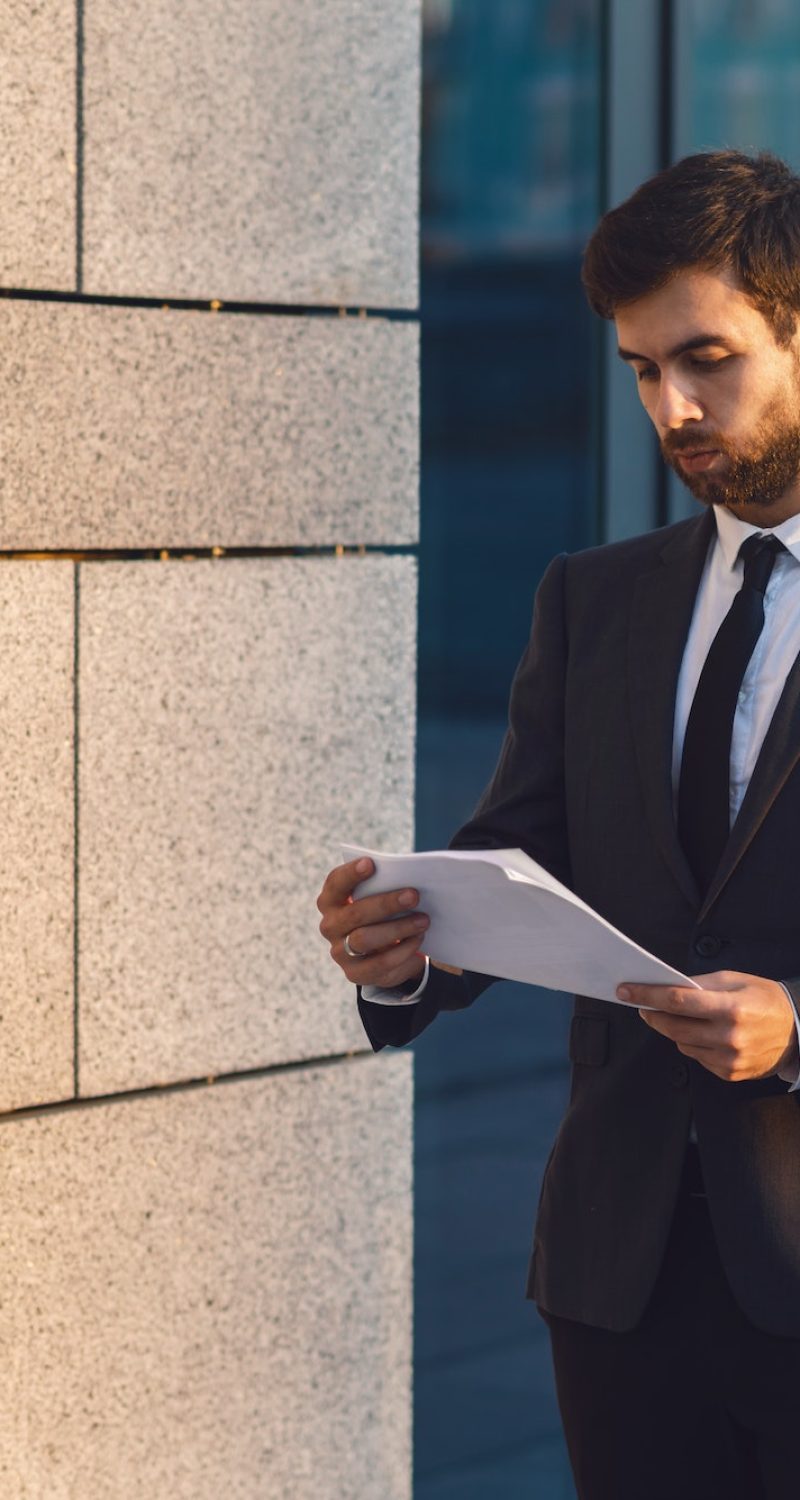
left=670, top=1062, right=689, bottom=1089
left=694, top=934, right=722, bottom=958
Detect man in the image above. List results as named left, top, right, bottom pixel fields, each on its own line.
left=316, top=151, right=800, bottom=1499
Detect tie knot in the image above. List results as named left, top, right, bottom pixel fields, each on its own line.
left=738, top=532, right=785, bottom=595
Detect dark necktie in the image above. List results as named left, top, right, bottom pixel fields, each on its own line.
left=677, top=532, right=785, bottom=896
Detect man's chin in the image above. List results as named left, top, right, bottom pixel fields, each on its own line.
left=665, top=428, right=800, bottom=512
left=668, top=461, right=727, bottom=506
left=672, top=468, right=786, bottom=516
left=667, top=455, right=766, bottom=509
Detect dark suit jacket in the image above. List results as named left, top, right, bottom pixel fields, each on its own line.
left=358, top=507, right=800, bottom=1335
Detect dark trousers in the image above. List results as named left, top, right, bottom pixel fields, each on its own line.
left=543, top=1147, right=800, bottom=1500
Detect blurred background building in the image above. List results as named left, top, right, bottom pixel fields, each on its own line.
left=415, top=2, right=800, bottom=1496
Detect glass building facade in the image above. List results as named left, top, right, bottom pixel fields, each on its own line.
left=414, top=2, right=800, bottom=1496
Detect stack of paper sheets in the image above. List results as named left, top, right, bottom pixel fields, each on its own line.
left=341, top=844, right=697, bottom=1007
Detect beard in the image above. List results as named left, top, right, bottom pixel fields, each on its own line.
left=661, top=400, right=800, bottom=511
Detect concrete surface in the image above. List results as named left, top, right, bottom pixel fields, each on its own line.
left=0, top=563, right=74, bottom=1111
left=0, top=299, right=418, bottom=549
left=0, top=1055, right=412, bottom=1499
left=77, top=555, right=416, bottom=1094
left=0, top=0, right=76, bottom=289
left=83, top=0, right=420, bottom=305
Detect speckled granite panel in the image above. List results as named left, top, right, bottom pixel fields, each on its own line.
left=0, top=299, right=418, bottom=549
left=83, top=0, right=420, bottom=305
left=0, top=564, right=74, bottom=1112
left=0, top=1057, right=412, bottom=1499
left=0, top=1, right=76, bottom=289
left=78, top=556, right=415, bottom=1093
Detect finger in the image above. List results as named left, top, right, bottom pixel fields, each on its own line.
left=638, top=1009, right=716, bottom=1049
left=617, top=982, right=716, bottom=1017
left=339, top=934, right=427, bottom=988
left=663, top=1038, right=732, bottom=1079
left=322, top=886, right=421, bottom=943
left=674, top=1040, right=738, bottom=1077
left=317, top=857, right=374, bottom=914
left=345, top=913, right=429, bottom=956
left=379, top=945, right=429, bottom=989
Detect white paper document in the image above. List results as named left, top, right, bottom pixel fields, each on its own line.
left=341, top=843, right=699, bottom=1007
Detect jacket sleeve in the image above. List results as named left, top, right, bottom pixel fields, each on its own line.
left=357, top=551, right=571, bottom=1052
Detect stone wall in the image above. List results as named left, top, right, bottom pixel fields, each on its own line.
left=0, top=3, right=418, bottom=1495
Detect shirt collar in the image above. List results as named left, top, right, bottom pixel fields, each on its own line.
left=713, top=503, right=800, bottom=571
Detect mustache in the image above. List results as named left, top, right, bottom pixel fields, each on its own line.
left=661, top=431, right=727, bottom=458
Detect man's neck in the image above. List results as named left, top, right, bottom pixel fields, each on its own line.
left=722, top=490, right=800, bottom=528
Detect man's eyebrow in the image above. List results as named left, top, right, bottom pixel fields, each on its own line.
left=617, top=334, right=736, bottom=363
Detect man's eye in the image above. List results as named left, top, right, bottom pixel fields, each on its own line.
left=636, top=366, right=658, bottom=383
left=689, top=357, right=727, bottom=371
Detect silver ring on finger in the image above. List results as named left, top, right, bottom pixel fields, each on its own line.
left=343, top=933, right=366, bottom=960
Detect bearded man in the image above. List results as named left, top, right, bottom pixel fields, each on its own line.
left=317, top=150, right=800, bottom=1500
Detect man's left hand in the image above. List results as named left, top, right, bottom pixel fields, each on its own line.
left=616, top=972, right=799, bottom=1082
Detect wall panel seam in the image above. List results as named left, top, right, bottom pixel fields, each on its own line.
left=0, top=1049, right=384, bottom=1126
left=76, top=0, right=84, bottom=291
left=73, top=562, right=80, bottom=1095
left=0, top=547, right=419, bottom=563
left=0, top=287, right=419, bottom=320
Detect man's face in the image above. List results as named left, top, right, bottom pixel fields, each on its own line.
left=614, top=266, right=800, bottom=523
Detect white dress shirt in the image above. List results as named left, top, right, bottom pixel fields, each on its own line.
left=363, top=505, right=800, bottom=1089
left=672, top=505, right=800, bottom=826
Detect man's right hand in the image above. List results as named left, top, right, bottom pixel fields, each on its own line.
left=316, top=857, right=430, bottom=989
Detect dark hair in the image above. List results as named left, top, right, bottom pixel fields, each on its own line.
left=582, top=149, right=800, bottom=345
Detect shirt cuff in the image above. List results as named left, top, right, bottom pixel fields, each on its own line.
left=360, top=955, right=430, bottom=1006
left=776, top=982, right=800, bottom=1090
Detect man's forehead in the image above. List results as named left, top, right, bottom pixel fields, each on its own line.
left=614, top=266, right=759, bottom=354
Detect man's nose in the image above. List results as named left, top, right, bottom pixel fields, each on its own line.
left=655, top=377, right=704, bottom=429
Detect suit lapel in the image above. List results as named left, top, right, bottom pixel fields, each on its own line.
left=627, top=509, right=714, bottom=907
left=699, top=641, right=800, bottom=921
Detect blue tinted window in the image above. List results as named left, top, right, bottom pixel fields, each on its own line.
left=415, top=4, right=601, bottom=1496
left=676, top=0, right=800, bottom=162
